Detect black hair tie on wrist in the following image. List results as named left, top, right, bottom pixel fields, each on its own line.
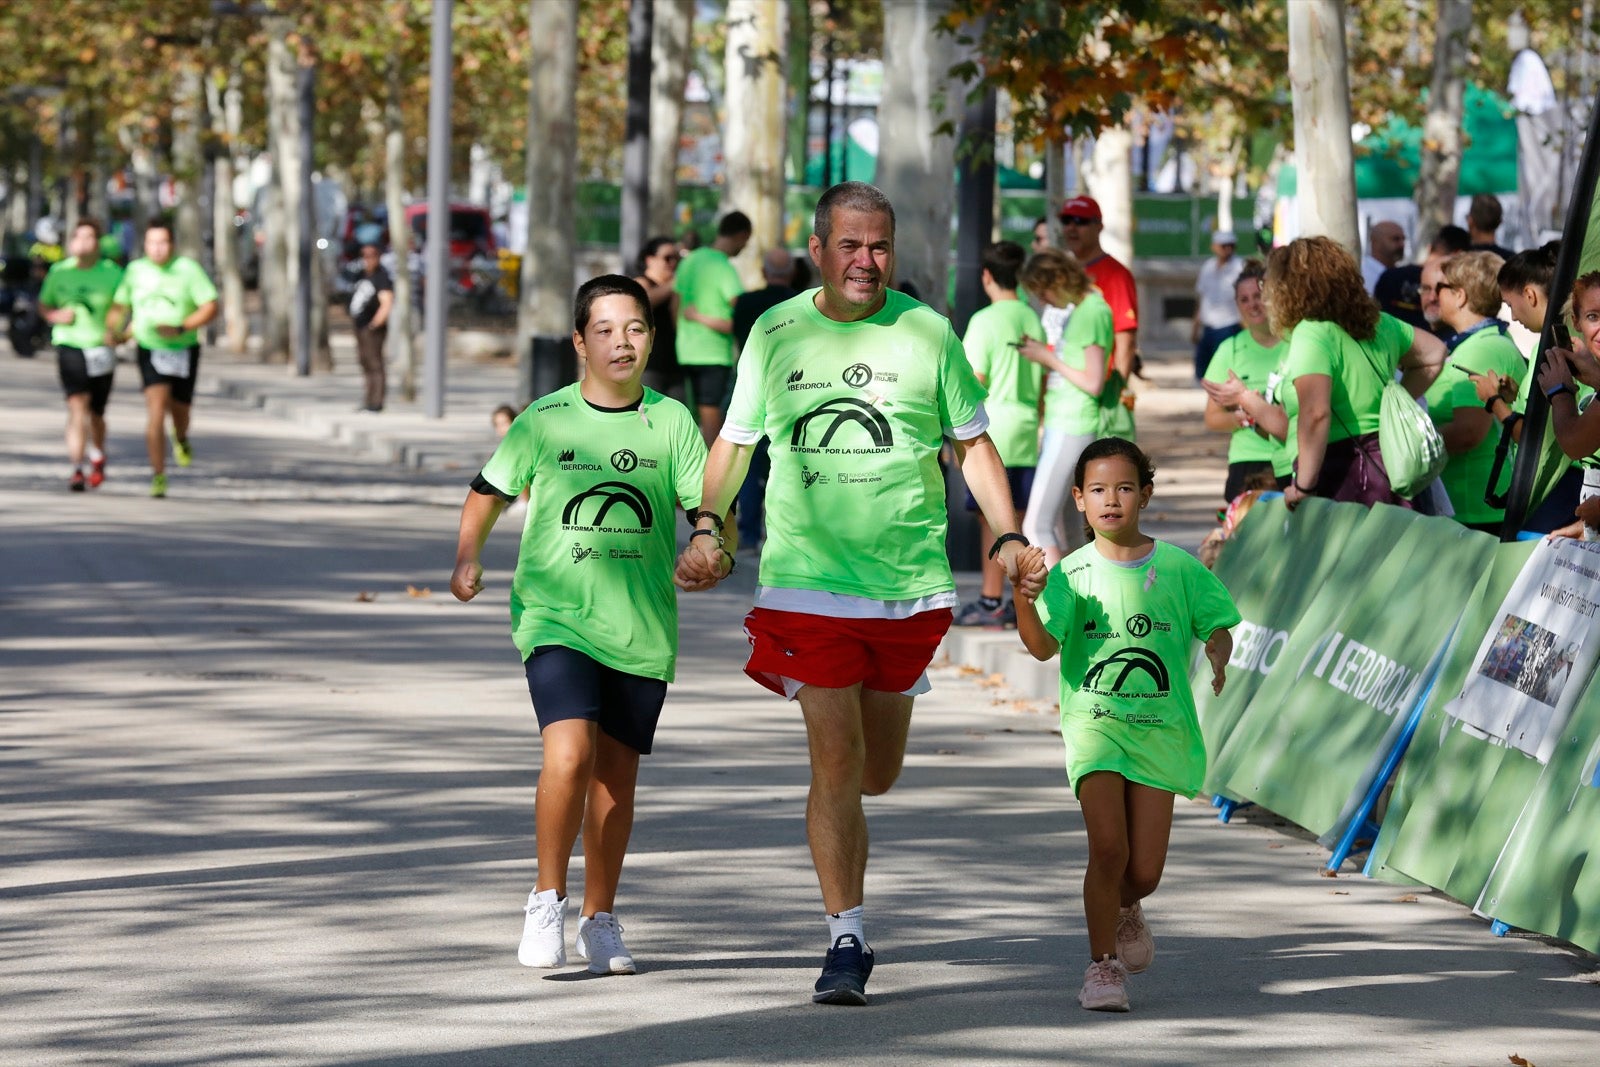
left=988, top=532, right=1030, bottom=560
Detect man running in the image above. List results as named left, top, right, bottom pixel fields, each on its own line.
left=105, top=222, right=219, bottom=498
left=38, top=219, right=124, bottom=491
left=678, top=181, right=1047, bottom=1006
left=675, top=211, right=752, bottom=442
left=1058, top=196, right=1138, bottom=440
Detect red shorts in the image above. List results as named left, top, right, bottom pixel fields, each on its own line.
left=742, top=607, right=954, bottom=698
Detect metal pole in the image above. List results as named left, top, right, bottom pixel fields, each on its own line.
left=295, top=57, right=314, bottom=376
left=424, top=0, right=454, bottom=418
left=952, top=83, right=996, bottom=337
left=620, top=0, right=652, bottom=267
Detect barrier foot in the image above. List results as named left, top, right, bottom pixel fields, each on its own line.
left=1327, top=816, right=1381, bottom=872
left=1490, top=919, right=1512, bottom=937
left=1214, top=796, right=1251, bottom=823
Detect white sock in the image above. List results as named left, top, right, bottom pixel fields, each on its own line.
left=86, top=445, right=104, bottom=463
left=827, top=905, right=865, bottom=946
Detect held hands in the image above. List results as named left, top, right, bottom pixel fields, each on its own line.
left=1002, top=542, right=1048, bottom=601
left=674, top=533, right=732, bottom=592
left=450, top=559, right=484, bottom=602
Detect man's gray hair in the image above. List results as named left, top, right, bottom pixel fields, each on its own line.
left=813, top=181, right=895, bottom=245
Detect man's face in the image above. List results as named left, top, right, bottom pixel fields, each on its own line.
left=1060, top=214, right=1100, bottom=258
left=144, top=227, right=173, bottom=265
left=69, top=225, right=99, bottom=260
left=809, top=207, right=893, bottom=313
left=726, top=230, right=751, bottom=258
left=1370, top=223, right=1405, bottom=268
left=1213, top=241, right=1236, bottom=262
left=1420, top=258, right=1446, bottom=325
left=360, top=245, right=381, bottom=272
left=1032, top=221, right=1049, bottom=253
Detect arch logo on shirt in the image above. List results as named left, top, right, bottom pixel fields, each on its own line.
left=790, top=397, right=893, bottom=453
left=1082, top=645, right=1171, bottom=698
left=561, top=481, right=653, bottom=533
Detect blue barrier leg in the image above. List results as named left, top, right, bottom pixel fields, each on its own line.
left=1214, top=796, right=1251, bottom=823
left=1490, top=919, right=1512, bottom=937
left=1325, top=623, right=1456, bottom=873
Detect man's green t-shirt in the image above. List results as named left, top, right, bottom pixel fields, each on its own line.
left=1036, top=541, right=1240, bottom=798
left=1203, top=328, right=1289, bottom=465
left=1043, top=291, right=1114, bottom=436
left=39, top=257, right=124, bottom=350
left=1424, top=326, right=1527, bottom=525
left=1280, top=313, right=1415, bottom=467
left=963, top=298, right=1044, bottom=466
left=674, top=248, right=742, bottom=367
left=725, top=288, right=988, bottom=601
left=478, top=383, right=707, bottom=680
left=112, top=256, right=219, bottom=350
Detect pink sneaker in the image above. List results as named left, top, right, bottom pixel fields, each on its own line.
left=1116, top=901, right=1155, bottom=973
left=1079, top=956, right=1130, bottom=1012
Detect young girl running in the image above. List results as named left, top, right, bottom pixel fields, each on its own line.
left=1010, top=438, right=1239, bottom=1011
left=452, top=274, right=728, bottom=975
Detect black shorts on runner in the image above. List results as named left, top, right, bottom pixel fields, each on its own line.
left=57, top=346, right=115, bottom=415
left=137, top=345, right=201, bottom=404
left=964, top=465, right=1035, bottom=513
left=523, top=645, right=668, bottom=755
left=682, top=364, right=731, bottom=411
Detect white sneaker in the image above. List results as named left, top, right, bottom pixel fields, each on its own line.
left=576, top=912, right=636, bottom=975
left=518, top=889, right=567, bottom=967
left=1079, top=956, right=1131, bottom=1012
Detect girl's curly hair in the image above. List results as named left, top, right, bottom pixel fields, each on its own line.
left=1263, top=236, right=1379, bottom=341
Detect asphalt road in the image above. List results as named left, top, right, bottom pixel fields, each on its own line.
left=2, top=352, right=1597, bottom=1066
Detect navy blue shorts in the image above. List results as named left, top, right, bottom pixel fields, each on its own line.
left=964, top=465, right=1035, bottom=514
left=523, top=645, right=668, bottom=755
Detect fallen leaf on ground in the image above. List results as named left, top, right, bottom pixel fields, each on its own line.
left=978, top=673, right=1006, bottom=688
left=406, top=585, right=432, bottom=598
left=1394, top=894, right=1419, bottom=903
left=1329, top=890, right=1350, bottom=896
left=964, top=730, right=987, bottom=739
left=1509, top=1055, right=1535, bottom=1066
left=1318, top=868, right=1338, bottom=878
left=1267, top=843, right=1284, bottom=849
left=355, top=591, right=378, bottom=602
left=957, top=665, right=983, bottom=676
left=935, top=748, right=960, bottom=755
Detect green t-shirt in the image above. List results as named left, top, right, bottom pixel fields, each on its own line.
left=963, top=298, right=1044, bottom=466
left=477, top=383, right=707, bottom=680
left=674, top=248, right=742, bottom=367
left=1036, top=541, right=1241, bottom=798
left=39, top=257, right=124, bottom=350
left=725, top=288, right=987, bottom=600
left=1203, top=328, right=1289, bottom=465
left=1042, top=291, right=1114, bottom=436
left=1281, top=313, right=1415, bottom=467
left=1424, top=325, right=1527, bottom=525
left=112, top=256, right=219, bottom=350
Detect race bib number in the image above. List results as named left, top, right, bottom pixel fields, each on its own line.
left=150, top=348, right=192, bottom=378
left=83, top=346, right=117, bottom=377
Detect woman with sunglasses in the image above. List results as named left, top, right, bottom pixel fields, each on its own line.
left=634, top=235, right=684, bottom=401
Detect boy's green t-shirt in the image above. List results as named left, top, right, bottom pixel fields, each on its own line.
left=1036, top=541, right=1240, bottom=798
left=478, top=383, right=706, bottom=680
left=963, top=298, right=1045, bottom=466
left=1203, top=328, right=1289, bottom=466
left=111, top=256, right=219, bottom=350
left=39, top=257, right=124, bottom=350
left=1280, top=313, right=1415, bottom=466
left=725, top=287, right=987, bottom=601
left=1424, top=326, right=1527, bottom=525
left=1043, top=291, right=1114, bottom=435
left=674, top=248, right=743, bottom=367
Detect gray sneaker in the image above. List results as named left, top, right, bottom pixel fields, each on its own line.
left=953, top=599, right=1011, bottom=628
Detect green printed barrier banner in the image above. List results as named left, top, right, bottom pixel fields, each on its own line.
left=1210, top=507, right=1495, bottom=837
left=1477, top=648, right=1600, bottom=954
left=1192, top=497, right=1368, bottom=779
left=1365, top=540, right=1541, bottom=900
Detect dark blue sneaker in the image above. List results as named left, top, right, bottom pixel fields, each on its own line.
left=812, top=933, right=874, bottom=1005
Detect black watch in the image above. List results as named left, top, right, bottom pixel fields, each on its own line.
left=1483, top=395, right=1501, bottom=413
left=987, top=532, right=1030, bottom=560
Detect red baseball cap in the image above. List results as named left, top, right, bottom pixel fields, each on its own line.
left=1058, top=196, right=1102, bottom=222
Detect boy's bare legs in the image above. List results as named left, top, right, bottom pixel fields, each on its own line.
left=580, top=731, right=641, bottom=915
left=534, top=719, right=598, bottom=897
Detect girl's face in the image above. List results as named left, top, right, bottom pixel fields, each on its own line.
left=1235, top=277, right=1266, bottom=327
left=1072, top=455, right=1152, bottom=537
left=574, top=294, right=652, bottom=387
left=1575, top=286, right=1600, bottom=356
left=492, top=411, right=513, bottom=438
left=1501, top=285, right=1543, bottom=334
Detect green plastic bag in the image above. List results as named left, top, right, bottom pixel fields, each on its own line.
left=1377, top=378, right=1450, bottom=498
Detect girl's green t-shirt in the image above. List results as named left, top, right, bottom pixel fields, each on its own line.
left=1043, top=291, right=1114, bottom=435
left=478, top=383, right=707, bottom=680
left=1036, top=541, right=1240, bottom=798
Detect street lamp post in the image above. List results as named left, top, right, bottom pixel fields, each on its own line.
left=423, top=0, right=454, bottom=419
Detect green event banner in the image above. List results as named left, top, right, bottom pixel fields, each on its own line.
left=1364, top=540, right=1541, bottom=902
left=1210, top=507, right=1496, bottom=837
left=1476, top=642, right=1600, bottom=955
left=1192, top=496, right=1369, bottom=780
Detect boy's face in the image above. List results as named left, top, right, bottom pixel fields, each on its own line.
left=573, top=294, right=652, bottom=388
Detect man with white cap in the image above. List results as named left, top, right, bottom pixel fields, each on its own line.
left=1192, top=230, right=1243, bottom=379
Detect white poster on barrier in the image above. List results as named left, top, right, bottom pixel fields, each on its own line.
left=1446, top=537, right=1600, bottom=763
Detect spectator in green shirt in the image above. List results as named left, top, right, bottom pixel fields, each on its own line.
left=675, top=211, right=752, bottom=441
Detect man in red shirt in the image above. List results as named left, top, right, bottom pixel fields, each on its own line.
left=1059, top=195, right=1138, bottom=437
